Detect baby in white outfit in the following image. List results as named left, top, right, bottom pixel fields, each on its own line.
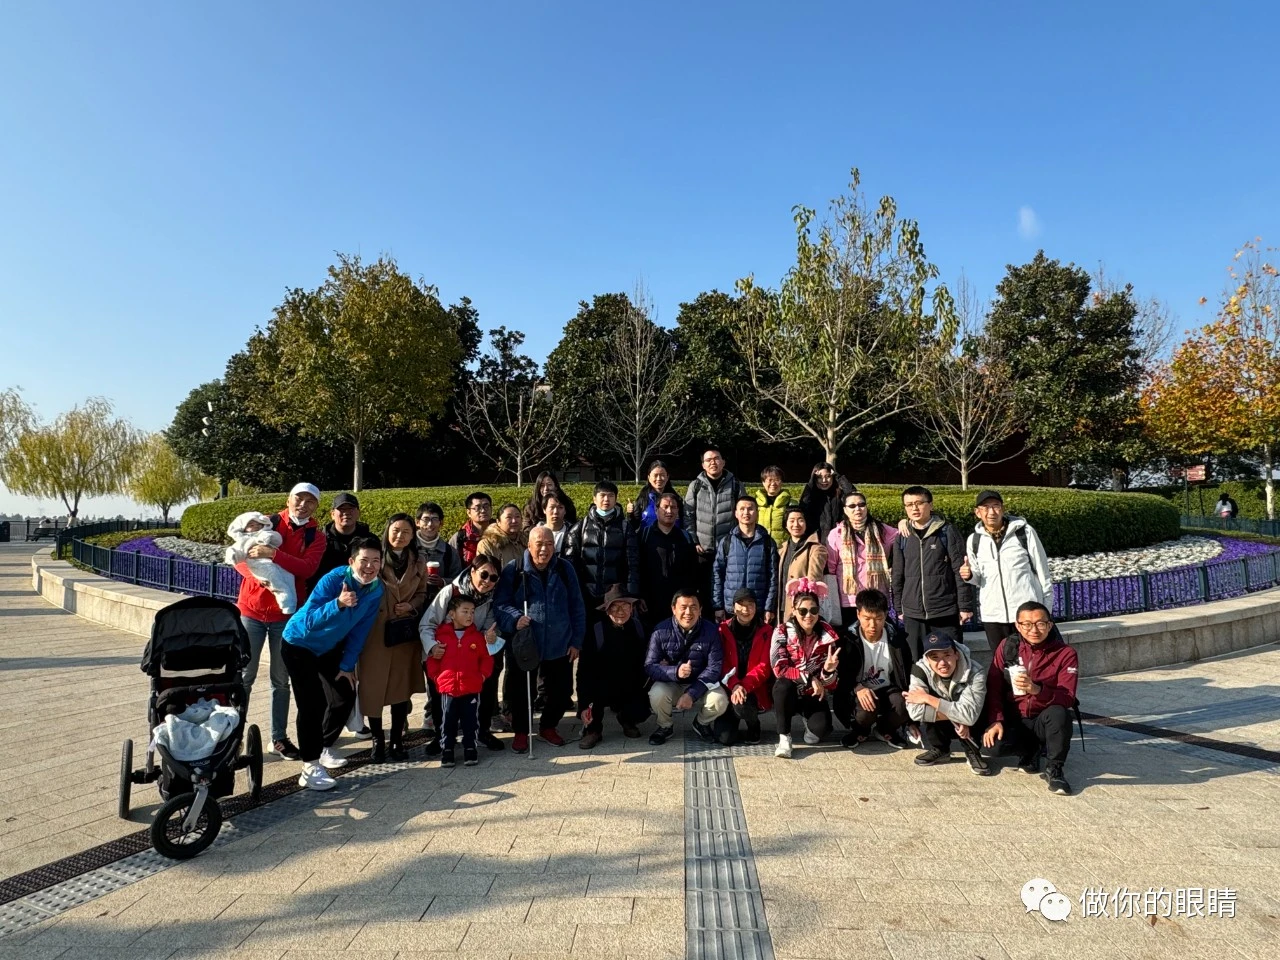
left=225, top=512, right=296, bottom=615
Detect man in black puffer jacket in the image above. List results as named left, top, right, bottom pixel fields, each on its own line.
left=890, top=485, right=974, bottom=658
left=685, top=447, right=746, bottom=612
left=565, top=480, right=640, bottom=617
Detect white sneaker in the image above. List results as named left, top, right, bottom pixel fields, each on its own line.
left=802, top=721, right=820, bottom=745
left=775, top=735, right=793, bottom=759
left=298, top=762, right=336, bottom=791
left=319, top=747, right=348, bottom=770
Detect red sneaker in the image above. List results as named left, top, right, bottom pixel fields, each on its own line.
left=512, top=734, right=529, bottom=754
left=538, top=728, right=565, bottom=747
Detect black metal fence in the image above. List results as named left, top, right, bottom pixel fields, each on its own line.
left=1, top=518, right=70, bottom=542
left=1182, top=514, right=1280, bottom=538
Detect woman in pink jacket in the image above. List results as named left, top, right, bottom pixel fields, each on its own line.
left=826, top=491, right=897, bottom=626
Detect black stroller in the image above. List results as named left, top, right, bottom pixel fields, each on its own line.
left=118, top=596, right=264, bottom=859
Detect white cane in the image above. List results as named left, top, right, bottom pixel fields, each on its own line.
left=525, top=595, right=533, bottom=760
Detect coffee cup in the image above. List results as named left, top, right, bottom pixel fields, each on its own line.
left=426, top=561, right=441, bottom=577
left=1008, top=664, right=1028, bottom=696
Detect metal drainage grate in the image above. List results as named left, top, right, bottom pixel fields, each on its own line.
left=684, top=735, right=775, bottom=960
left=0, top=731, right=435, bottom=937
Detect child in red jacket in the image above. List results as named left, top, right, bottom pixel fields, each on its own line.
left=426, top=594, right=494, bottom=767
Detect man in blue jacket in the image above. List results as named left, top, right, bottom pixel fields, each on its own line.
left=645, top=589, right=728, bottom=744
left=282, top=537, right=384, bottom=791
left=712, top=497, right=778, bottom=624
left=494, top=527, right=586, bottom=753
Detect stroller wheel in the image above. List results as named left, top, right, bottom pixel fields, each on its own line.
left=150, top=791, right=222, bottom=860
left=117, top=740, right=133, bottom=819
left=244, top=724, right=263, bottom=801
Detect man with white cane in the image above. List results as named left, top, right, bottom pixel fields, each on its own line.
left=494, top=527, right=586, bottom=754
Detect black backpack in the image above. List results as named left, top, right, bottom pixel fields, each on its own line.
left=1000, top=634, right=1086, bottom=752
left=969, top=522, right=1029, bottom=561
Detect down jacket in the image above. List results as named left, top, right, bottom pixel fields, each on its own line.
left=906, top=641, right=987, bottom=727
left=493, top=553, right=586, bottom=662
left=685, top=471, right=746, bottom=552
left=644, top=616, right=723, bottom=703
left=419, top=569, right=498, bottom=658
left=752, top=488, right=792, bottom=544
left=718, top=619, right=775, bottom=710
left=965, top=517, right=1052, bottom=624
left=890, top=517, right=974, bottom=620
left=236, top=509, right=327, bottom=623
left=712, top=526, right=778, bottom=615
left=564, top=507, right=639, bottom=600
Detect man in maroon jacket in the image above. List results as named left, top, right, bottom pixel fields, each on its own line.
left=982, top=600, right=1079, bottom=795
left=236, top=482, right=327, bottom=760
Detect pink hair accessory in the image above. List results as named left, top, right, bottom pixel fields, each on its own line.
left=785, top=576, right=828, bottom=599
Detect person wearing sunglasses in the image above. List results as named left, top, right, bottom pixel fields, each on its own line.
left=769, top=578, right=842, bottom=758
left=420, top=555, right=506, bottom=754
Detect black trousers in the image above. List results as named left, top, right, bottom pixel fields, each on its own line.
left=835, top=686, right=908, bottom=737
left=773, top=677, right=832, bottom=740
left=983, top=621, right=1014, bottom=647
left=429, top=648, right=504, bottom=734
left=280, top=641, right=356, bottom=763
left=713, top=692, right=762, bottom=745
left=441, top=693, right=479, bottom=752
left=1005, top=705, right=1072, bottom=766
left=904, top=614, right=962, bottom=659
left=504, top=655, right=573, bottom=735
left=922, top=717, right=986, bottom=753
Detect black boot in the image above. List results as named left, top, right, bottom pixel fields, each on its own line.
left=388, top=702, right=409, bottom=762
left=367, top=717, right=386, bottom=763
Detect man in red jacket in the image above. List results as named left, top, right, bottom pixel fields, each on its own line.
left=715, top=588, right=774, bottom=745
left=236, top=482, right=327, bottom=760
left=982, top=600, right=1079, bottom=796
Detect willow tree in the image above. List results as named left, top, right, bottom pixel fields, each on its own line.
left=0, top=387, right=33, bottom=461
left=128, top=433, right=208, bottom=523
left=1, top=397, right=140, bottom=522
left=243, top=253, right=462, bottom=491
left=727, top=168, right=955, bottom=466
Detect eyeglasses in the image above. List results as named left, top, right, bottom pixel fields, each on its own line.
left=976, top=503, right=1002, bottom=512
left=1017, top=619, right=1052, bottom=631
left=795, top=606, right=820, bottom=617
left=903, top=500, right=929, bottom=508
left=702, top=456, right=723, bottom=464
left=476, top=571, right=500, bottom=583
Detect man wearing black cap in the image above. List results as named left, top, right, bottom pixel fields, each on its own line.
left=959, top=490, right=1052, bottom=647
left=905, top=632, right=990, bottom=775
left=308, top=493, right=372, bottom=592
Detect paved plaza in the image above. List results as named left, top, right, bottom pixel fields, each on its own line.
left=1, top=540, right=1278, bottom=959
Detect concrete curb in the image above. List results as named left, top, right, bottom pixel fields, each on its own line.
left=30, top=552, right=1280, bottom=671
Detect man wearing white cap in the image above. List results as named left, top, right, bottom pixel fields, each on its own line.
left=233, top=482, right=327, bottom=761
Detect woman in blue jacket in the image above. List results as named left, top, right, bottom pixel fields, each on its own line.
left=282, top=537, right=384, bottom=790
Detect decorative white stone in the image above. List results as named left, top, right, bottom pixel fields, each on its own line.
left=1048, top=536, right=1223, bottom=583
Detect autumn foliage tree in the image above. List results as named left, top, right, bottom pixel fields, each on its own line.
left=1144, top=239, right=1280, bottom=518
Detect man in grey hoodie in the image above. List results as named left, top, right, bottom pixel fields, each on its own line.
left=904, top=632, right=990, bottom=775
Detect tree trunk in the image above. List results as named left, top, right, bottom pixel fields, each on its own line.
left=1265, top=443, right=1275, bottom=521
left=352, top=438, right=364, bottom=492
left=162, top=507, right=171, bottom=525
left=634, top=434, right=642, bottom=484
left=515, top=451, right=524, bottom=487
left=960, top=457, right=969, bottom=491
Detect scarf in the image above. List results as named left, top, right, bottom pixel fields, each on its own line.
left=730, top=618, right=757, bottom=679
left=839, top=519, right=889, bottom=596
left=385, top=548, right=409, bottom=580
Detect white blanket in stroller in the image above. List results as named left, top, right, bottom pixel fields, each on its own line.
left=151, top=698, right=241, bottom=762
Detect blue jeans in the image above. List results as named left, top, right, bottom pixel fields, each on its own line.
left=240, top=616, right=292, bottom=743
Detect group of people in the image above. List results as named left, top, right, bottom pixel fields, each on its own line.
left=229, top=451, right=1078, bottom=797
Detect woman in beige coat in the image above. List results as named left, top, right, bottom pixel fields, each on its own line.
left=359, top=513, right=429, bottom=761
left=775, top=506, right=829, bottom=622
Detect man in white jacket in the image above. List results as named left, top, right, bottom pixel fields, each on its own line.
left=960, top=490, right=1052, bottom=646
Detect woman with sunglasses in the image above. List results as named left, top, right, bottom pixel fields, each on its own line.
left=419, top=555, right=506, bottom=754
left=826, top=492, right=897, bottom=627
left=769, top=577, right=841, bottom=758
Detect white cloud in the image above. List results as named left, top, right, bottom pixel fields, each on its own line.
left=1018, top=206, right=1042, bottom=240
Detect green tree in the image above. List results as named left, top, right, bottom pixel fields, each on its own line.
left=242, top=253, right=463, bottom=491
left=670, top=291, right=760, bottom=451
left=728, top=168, right=957, bottom=466
left=456, top=327, right=565, bottom=485
left=0, top=387, right=33, bottom=463
left=1, top=397, right=140, bottom=522
left=129, top=433, right=207, bottom=523
left=986, top=251, right=1145, bottom=478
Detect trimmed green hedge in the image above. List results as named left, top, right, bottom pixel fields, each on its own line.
left=181, top=484, right=1179, bottom=558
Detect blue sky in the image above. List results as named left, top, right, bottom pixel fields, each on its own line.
left=1, top=1, right=1277, bottom=514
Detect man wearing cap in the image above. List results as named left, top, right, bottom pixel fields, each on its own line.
left=576, top=585, right=650, bottom=749
left=235, top=482, right=328, bottom=760
left=715, top=588, right=774, bottom=745
left=960, top=490, right=1053, bottom=647
left=308, top=493, right=372, bottom=592
left=905, top=632, right=990, bottom=775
